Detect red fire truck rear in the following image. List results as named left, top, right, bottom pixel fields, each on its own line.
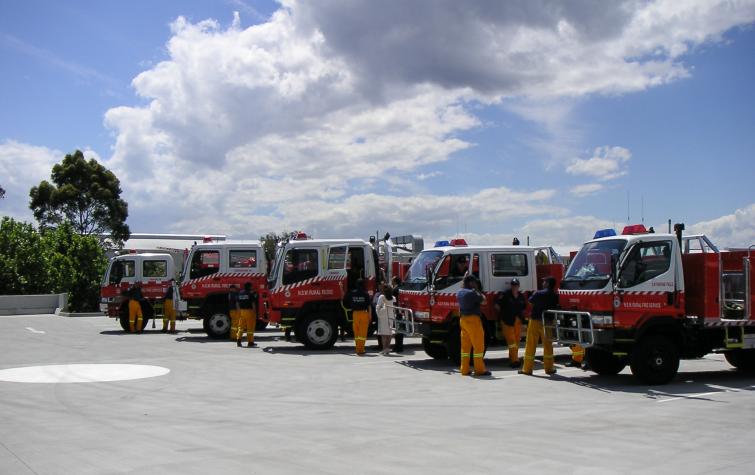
left=395, top=239, right=564, bottom=364
left=550, top=224, right=755, bottom=384
left=100, top=253, right=175, bottom=331
left=266, top=234, right=380, bottom=349
left=178, top=241, right=268, bottom=338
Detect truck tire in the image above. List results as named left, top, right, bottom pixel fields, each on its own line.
left=586, top=348, right=626, bottom=375
left=255, top=319, right=269, bottom=332
left=630, top=334, right=679, bottom=385
left=119, top=315, right=130, bottom=332
left=300, top=315, right=338, bottom=350
left=423, top=338, right=448, bottom=360
left=724, top=350, right=755, bottom=371
left=205, top=312, right=230, bottom=339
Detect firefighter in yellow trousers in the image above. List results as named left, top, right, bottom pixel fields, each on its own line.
left=228, top=285, right=240, bottom=341
left=456, top=275, right=491, bottom=376
left=128, top=283, right=144, bottom=333
left=520, top=276, right=559, bottom=375
left=161, top=280, right=176, bottom=334
left=236, top=282, right=258, bottom=348
left=343, top=278, right=371, bottom=355
left=494, top=277, right=526, bottom=368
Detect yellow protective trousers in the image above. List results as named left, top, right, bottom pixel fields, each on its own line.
left=162, top=299, right=176, bottom=332
left=236, top=308, right=256, bottom=344
left=352, top=310, right=370, bottom=354
left=522, top=319, right=554, bottom=374
left=229, top=309, right=240, bottom=340
left=128, top=299, right=143, bottom=333
left=571, top=344, right=585, bottom=363
left=460, top=315, right=487, bottom=375
left=502, top=319, right=523, bottom=363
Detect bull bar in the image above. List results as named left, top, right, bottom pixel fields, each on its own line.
left=545, top=310, right=596, bottom=348
left=386, top=304, right=422, bottom=336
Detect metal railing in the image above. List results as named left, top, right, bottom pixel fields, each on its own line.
left=545, top=310, right=596, bottom=348
left=385, top=304, right=419, bottom=336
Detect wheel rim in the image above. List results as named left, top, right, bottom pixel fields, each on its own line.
left=209, top=313, right=230, bottom=333
left=306, top=319, right=332, bottom=345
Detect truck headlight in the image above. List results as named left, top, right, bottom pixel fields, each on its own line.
left=414, top=311, right=430, bottom=320
left=591, top=315, right=613, bottom=325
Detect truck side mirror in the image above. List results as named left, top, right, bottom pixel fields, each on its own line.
left=611, top=254, right=618, bottom=286
left=426, top=267, right=435, bottom=292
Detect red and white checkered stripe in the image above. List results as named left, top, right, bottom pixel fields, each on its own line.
left=271, top=273, right=344, bottom=294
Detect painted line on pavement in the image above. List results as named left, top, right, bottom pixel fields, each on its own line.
left=25, top=327, right=46, bottom=334
left=656, top=384, right=755, bottom=403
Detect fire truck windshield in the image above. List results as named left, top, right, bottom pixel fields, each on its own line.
left=561, top=239, right=627, bottom=290
left=401, top=250, right=442, bottom=290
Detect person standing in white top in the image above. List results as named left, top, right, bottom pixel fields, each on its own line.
left=375, top=284, right=394, bottom=355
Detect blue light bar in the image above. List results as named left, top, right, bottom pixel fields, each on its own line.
left=593, top=228, right=617, bottom=239
left=434, top=240, right=450, bottom=247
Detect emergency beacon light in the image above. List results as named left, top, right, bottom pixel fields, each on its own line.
left=621, top=224, right=648, bottom=235
left=593, top=228, right=617, bottom=239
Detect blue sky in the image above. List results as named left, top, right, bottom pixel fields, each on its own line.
left=1, top=0, right=754, bottom=250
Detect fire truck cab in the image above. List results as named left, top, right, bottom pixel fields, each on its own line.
left=267, top=236, right=379, bottom=349
left=551, top=224, right=755, bottom=384
left=100, top=253, right=175, bottom=331
left=397, top=240, right=561, bottom=363
left=178, top=241, right=268, bottom=338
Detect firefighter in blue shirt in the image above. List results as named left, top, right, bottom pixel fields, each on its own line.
left=343, top=279, right=371, bottom=355
left=520, top=276, right=559, bottom=375
left=236, top=282, right=258, bottom=347
left=456, top=275, right=491, bottom=376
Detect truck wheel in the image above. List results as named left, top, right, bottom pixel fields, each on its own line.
left=300, top=315, right=338, bottom=350
left=725, top=350, right=755, bottom=371
left=205, top=312, right=230, bottom=339
left=255, top=319, right=269, bottom=331
left=630, top=334, right=679, bottom=385
left=423, top=338, right=448, bottom=360
left=119, top=315, right=130, bottom=332
left=586, top=348, right=626, bottom=375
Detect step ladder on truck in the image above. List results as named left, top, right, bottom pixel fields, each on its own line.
left=548, top=224, right=755, bottom=384
left=391, top=239, right=564, bottom=364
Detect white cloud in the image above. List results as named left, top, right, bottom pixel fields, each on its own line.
left=687, top=204, right=755, bottom=249
left=0, top=140, right=62, bottom=222
left=0, top=141, right=103, bottom=224
left=566, top=146, right=632, bottom=180
left=97, top=1, right=755, bottom=239
left=570, top=183, right=605, bottom=197
left=521, top=215, right=621, bottom=250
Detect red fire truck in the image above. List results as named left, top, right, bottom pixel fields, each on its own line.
left=101, top=241, right=268, bottom=337
left=550, top=224, right=755, bottom=384
left=100, top=253, right=175, bottom=331
left=266, top=234, right=380, bottom=349
left=395, top=239, right=564, bottom=363
left=178, top=241, right=269, bottom=338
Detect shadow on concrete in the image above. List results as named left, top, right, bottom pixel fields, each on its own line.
left=261, top=345, right=385, bottom=357
left=544, top=367, right=755, bottom=401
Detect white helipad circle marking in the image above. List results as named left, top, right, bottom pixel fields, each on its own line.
left=0, top=364, right=170, bottom=383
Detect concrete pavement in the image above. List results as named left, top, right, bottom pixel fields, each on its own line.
left=1, top=314, right=754, bottom=474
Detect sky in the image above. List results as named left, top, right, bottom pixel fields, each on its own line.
left=1, top=0, right=754, bottom=252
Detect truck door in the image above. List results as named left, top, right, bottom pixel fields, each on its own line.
left=142, top=258, right=171, bottom=301
left=615, top=239, right=676, bottom=324
left=325, top=244, right=348, bottom=299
